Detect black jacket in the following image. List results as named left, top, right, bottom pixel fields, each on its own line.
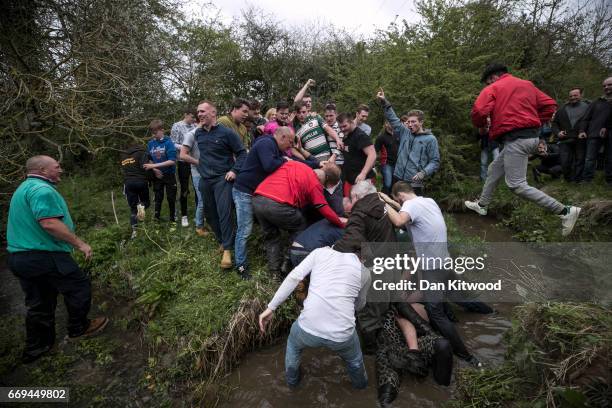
left=530, top=143, right=561, bottom=168
left=375, top=130, right=400, bottom=165
left=578, top=97, right=612, bottom=139
left=552, top=100, right=590, bottom=142
left=121, top=145, right=150, bottom=182
left=334, top=192, right=396, bottom=255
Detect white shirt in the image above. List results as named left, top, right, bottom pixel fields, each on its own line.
left=400, top=197, right=450, bottom=269
left=268, top=247, right=370, bottom=342
left=182, top=127, right=200, bottom=177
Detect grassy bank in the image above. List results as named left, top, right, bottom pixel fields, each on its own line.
left=452, top=303, right=611, bottom=407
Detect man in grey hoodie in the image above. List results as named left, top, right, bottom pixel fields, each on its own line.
left=376, top=89, right=440, bottom=195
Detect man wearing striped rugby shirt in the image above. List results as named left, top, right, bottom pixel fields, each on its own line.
left=293, top=100, right=343, bottom=162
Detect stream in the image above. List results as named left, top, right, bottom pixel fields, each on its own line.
left=221, top=213, right=516, bottom=407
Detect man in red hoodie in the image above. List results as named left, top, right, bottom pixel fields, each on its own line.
left=253, top=161, right=346, bottom=276
left=465, top=63, right=581, bottom=236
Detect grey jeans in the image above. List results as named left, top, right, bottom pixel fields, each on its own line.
left=479, top=137, right=564, bottom=214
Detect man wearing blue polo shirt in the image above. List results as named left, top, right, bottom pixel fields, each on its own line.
left=195, top=100, right=247, bottom=269
left=6, top=156, right=108, bottom=363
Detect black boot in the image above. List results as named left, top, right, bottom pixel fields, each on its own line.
left=280, top=255, right=293, bottom=277
left=378, top=383, right=398, bottom=407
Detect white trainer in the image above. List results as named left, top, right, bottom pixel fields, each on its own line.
left=181, top=216, right=189, bottom=227
left=560, top=206, right=581, bottom=237
left=136, top=204, right=145, bottom=221
left=465, top=200, right=487, bottom=216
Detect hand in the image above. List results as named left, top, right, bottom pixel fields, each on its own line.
left=600, top=128, right=608, bottom=138
left=355, top=173, right=366, bottom=183
left=77, top=242, right=93, bottom=260
left=306, top=78, right=316, bottom=87
left=259, top=308, right=274, bottom=334
left=376, top=87, right=385, bottom=101
left=339, top=217, right=348, bottom=225
left=558, top=130, right=567, bottom=139
left=336, top=140, right=344, bottom=151
left=152, top=168, right=163, bottom=179
left=225, top=170, right=237, bottom=181
left=578, top=132, right=587, bottom=139
left=143, top=163, right=156, bottom=170
left=412, top=171, right=425, bottom=182
left=378, top=192, right=393, bottom=204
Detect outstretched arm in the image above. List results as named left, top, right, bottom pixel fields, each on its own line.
left=294, top=79, right=315, bottom=103
left=259, top=250, right=318, bottom=333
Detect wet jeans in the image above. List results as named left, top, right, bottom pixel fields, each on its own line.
left=479, top=136, right=564, bottom=214
left=232, top=189, right=253, bottom=269
left=285, top=321, right=367, bottom=389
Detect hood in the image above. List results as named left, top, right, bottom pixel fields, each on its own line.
left=126, top=145, right=145, bottom=154
left=414, top=129, right=433, bottom=137
left=151, top=136, right=169, bottom=144
left=351, top=192, right=386, bottom=220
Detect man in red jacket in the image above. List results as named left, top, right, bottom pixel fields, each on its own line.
left=465, top=63, right=581, bottom=237
left=253, top=161, right=346, bottom=276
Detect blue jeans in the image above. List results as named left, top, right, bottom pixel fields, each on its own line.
left=381, top=164, right=394, bottom=194
left=232, top=189, right=253, bottom=268
left=480, top=147, right=500, bottom=181
left=191, top=173, right=205, bottom=228
left=285, top=321, right=367, bottom=389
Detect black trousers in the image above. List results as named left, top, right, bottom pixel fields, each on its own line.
left=253, top=196, right=308, bottom=275
left=177, top=161, right=191, bottom=217
left=8, top=251, right=91, bottom=355
left=559, top=141, right=586, bottom=182
left=420, top=269, right=471, bottom=359
left=536, top=163, right=562, bottom=178
left=124, top=180, right=150, bottom=226
left=153, top=173, right=177, bottom=221
left=199, top=176, right=236, bottom=249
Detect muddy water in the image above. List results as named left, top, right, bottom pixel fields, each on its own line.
left=222, top=213, right=516, bottom=407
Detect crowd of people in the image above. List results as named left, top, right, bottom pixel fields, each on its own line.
left=6, top=66, right=611, bottom=405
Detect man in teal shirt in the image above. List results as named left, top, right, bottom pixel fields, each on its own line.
left=7, top=155, right=108, bottom=363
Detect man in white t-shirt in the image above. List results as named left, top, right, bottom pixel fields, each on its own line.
left=259, top=246, right=370, bottom=389
left=379, top=181, right=481, bottom=368
left=179, top=119, right=207, bottom=236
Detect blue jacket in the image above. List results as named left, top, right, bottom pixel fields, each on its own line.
left=196, top=124, right=247, bottom=179
left=382, top=102, right=440, bottom=183
left=147, top=136, right=176, bottom=175
left=234, top=135, right=286, bottom=194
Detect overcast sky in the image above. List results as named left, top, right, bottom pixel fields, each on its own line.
left=185, top=0, right=419, bottom=37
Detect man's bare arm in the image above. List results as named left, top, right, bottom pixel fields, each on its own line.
left=180, top=145, right=198, bottom=165
left=39, top=218, right=92, bottom=259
